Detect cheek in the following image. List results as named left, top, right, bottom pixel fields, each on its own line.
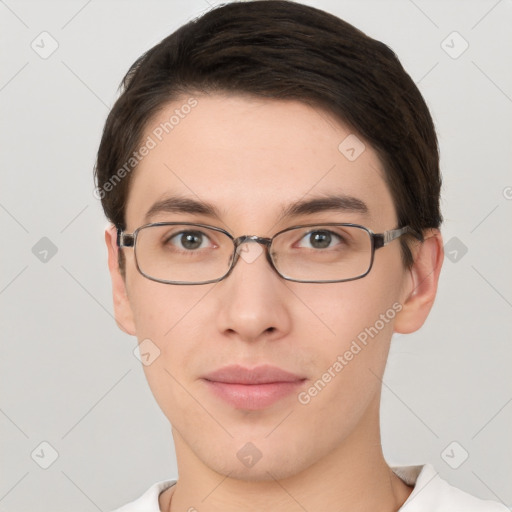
left=292, top=280, right=402, bottom=427
left=128, top=279, right=218, bottom=415
left=128, top=276, right=214, bottom=341
left=298, top=273, right=402, bottom=348
left=293, top=258, right=405, bottom=394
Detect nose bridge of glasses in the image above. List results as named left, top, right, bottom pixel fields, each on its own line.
left=233, top=234, right=272, bottom=251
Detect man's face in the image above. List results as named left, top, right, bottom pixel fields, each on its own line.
left=118, top=94, right=412, bottom=480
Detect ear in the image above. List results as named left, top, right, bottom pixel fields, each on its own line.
left=393, top=228, right=444, bottom=334
left=104, top=223, right=136, bottom=336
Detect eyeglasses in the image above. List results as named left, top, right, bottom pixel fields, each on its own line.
left=117, top=222, right=413, bottom=285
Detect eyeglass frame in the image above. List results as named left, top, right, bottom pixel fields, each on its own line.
left=117, top=222, right=416, bottom=285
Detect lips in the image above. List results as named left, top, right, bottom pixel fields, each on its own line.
left=204, top=364, right=304, bottom=385
left=202, top=365, right=306, bottom=410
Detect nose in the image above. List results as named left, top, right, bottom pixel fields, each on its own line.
left=215, top=239, right=292, bottom=343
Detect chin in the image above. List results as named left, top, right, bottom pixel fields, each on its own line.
left=209, top=459, right=305, bottom=482
left=200, top=441, right=315, bottom=483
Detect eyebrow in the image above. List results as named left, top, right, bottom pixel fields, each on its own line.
left=143, top=193, right=369, bottom=225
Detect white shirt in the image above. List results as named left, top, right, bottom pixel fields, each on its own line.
left=111, top=463, right=508, bottom=511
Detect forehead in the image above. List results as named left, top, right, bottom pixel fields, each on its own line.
left=124, top=94, right=396, bottom=232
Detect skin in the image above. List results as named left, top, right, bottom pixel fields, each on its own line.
left=104, top=93, right=444, bottom=512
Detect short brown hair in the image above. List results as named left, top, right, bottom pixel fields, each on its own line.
left=94, top=0, right=442, bottom=273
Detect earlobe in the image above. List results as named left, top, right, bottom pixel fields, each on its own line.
left=104, top=224, right=137, bottom=336
left=393, top=229, right=444, bottom=334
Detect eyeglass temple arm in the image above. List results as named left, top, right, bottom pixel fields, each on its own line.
left=117, top=228, right=134, bottom=248
left=373, top=226, right=414, bottom=250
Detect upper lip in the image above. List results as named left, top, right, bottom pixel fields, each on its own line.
left=203, top=365, right=305, bottom=385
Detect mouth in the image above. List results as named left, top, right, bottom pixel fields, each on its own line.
left=201, top=365, right=306, bottom=410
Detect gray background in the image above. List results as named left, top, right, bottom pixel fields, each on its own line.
left=1, top=0, right=511, bottom=510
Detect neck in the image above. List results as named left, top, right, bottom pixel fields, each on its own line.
left=161, top=394, right=413, bottom=512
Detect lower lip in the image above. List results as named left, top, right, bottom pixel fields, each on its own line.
left=203, top=380, right=305, bottom=410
